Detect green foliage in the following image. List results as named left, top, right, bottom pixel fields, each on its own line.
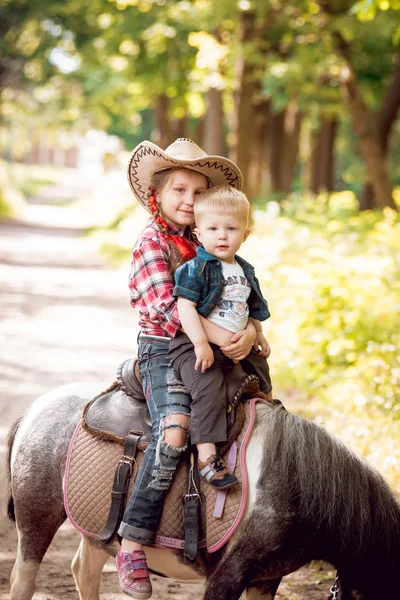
left=0, top=160, right=26, bottom=216
left=2, top=0, right=400, bottom=185
left=245, top=192, right=400, bottom=487
left=0, top=160, right=66, bottom=215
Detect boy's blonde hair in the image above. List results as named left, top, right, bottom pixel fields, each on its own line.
left=194, top=186, right=250, bottom=226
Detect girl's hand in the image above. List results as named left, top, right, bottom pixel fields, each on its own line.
left=194, top=341, right=214, bottom=373
left=220, top=327, right=257, bottom=362
left=253, top=332, right=271, bottom=358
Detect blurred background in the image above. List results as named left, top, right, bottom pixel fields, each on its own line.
left=1, top=0, right=400, bottom=485
left=0, top=1, right=399, bottom=597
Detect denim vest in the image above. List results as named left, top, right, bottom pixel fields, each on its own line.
left=173, top=246, right=270, bottom=321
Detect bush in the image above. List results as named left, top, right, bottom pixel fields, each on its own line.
left=244, top=192, right=400, bottom=489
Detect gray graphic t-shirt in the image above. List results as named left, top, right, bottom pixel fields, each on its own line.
left=208, top=260, right=251, bottom=333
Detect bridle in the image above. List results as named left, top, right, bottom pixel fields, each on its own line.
left=328, top=575, right=340, bottom=599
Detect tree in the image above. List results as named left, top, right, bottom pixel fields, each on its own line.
left=317, top=0, right=398, bottom=209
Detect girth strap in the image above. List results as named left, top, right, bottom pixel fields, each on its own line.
left=98, top=430, right=142, bottom=545
left=183, top=450, right=202, bottom=563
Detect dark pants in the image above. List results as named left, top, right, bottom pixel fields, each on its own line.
left=241, top=348, right=273, bottom=395
left=118, top=335, right=191, bottom=544
left=169, top=333, right=272, bottom=446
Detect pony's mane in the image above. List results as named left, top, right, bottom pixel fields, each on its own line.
left=255, top=404, right=400, bottom=563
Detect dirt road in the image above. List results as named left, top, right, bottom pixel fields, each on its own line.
left=0, top=171, right=334, bottom=599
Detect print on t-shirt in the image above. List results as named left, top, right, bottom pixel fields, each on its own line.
left=208, top=261, right=251, bottom=333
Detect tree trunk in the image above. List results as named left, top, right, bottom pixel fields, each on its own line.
left=231, top=11, right=257, bottom=195
left=232, top=9, right=278, bottom=196
left=203, top=86, right=226, bottom=156
left=171, top=115, right=187, bottom=140
left=360, top=52, right=400, bottom=209
left=309, top=117, right=337, bottom=194
left=335, top=34, right=396, bottom=210
left=319, top=118, right=336, bottom=192
left=190, top=117, right=204, bottom=147
left=248, top=99, right=270, bottom=198
left=280, top=102, right=302, bottom=193
left=153, top=95, right=172, bottom=148
left=267, top=110, right=286, bottom=192
left=377, top=53, right=400, bottom=154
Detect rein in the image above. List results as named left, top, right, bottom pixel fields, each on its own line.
left=328, top=575, right=340, bottom=599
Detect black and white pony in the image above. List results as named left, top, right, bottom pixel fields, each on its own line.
left=6, top=382, right=400, bottom=600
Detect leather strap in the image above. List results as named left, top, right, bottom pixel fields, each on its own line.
left=183, top=451, right=201, bottom=562
left=98, top=430, right=141, bottom=544
left=213, top=441, right=238, bottom=518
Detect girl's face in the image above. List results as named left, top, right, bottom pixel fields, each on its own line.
left=157, top=169, right=208, bottom=228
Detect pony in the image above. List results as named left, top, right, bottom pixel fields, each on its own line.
left=6, top=381, right=400, bottom=600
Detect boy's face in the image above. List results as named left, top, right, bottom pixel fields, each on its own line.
left=194, top=211, right=250, bottom=264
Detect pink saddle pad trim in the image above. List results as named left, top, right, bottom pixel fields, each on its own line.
left=207, top=397, right=263, bottom=553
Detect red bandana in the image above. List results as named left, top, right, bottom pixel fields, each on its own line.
left=148, top=192, right=197, bottom=261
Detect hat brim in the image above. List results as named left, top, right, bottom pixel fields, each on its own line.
left=127, top=141, right=243, bottom=212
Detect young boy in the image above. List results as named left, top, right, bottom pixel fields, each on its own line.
left=168, top=186, right=272, bottom=489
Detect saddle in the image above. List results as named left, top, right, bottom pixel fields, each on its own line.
left=82, top=358, right=262, bottom=448
left=65, top=359, right=280, bottom=560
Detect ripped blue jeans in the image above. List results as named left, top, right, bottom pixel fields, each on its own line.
left=118, top=335, right=191, bottom=545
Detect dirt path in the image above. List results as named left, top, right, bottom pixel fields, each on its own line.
left=0, top=170, right=334, bottom=599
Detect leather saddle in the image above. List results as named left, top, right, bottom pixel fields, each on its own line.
left=82, top=358, right=262, bottom=448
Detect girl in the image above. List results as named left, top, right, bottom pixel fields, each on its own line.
left=116, top=138, right=258, bottom=599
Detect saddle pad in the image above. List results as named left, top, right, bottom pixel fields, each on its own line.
left=64, top=397, right=264, bottom=552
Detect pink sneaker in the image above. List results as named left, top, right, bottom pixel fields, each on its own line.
left=116, top=550, right=152, bottom=599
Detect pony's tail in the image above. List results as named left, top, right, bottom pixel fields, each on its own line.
left=7, top=497, right=15, bottom=521
left=6, top=416, right=22, bottom=522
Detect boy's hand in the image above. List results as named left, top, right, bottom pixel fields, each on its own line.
left=253, top=332, right=271, bottom=358
left=220, top=328, right=256, bottom=362
left=194, top=341, right=214, bottom=373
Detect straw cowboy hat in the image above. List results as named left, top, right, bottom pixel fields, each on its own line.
left=127, top=138, right=243, bottom=211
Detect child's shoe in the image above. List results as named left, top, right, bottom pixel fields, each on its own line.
left=198, top=454, right=237, bottom=489
left=116, top=550, right=152, bottom=599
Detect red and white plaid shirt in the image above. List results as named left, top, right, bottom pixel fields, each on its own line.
left=129, top=219, right=198, bottom=338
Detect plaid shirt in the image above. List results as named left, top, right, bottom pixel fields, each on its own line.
left=129, top=219, right=198, bottom=338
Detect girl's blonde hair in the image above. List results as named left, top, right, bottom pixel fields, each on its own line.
left=194, top=186, right=250, bottom=227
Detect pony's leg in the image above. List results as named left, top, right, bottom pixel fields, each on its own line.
left=10, top=517, right=65, bottom=600
left=71, top=536, right=109, bottom=600
left=10, top=538, right=40, bottom=600
left=246, top=579, right=282, bottom=600
left=203, top=553, right=246, bottom=600
left=204, top=525, right=299, bottom=600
